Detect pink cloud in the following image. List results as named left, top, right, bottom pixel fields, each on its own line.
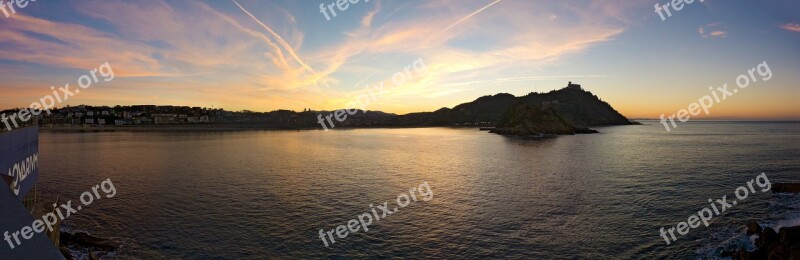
left=699, top=23, right=727, bottom=39
left=780, top=23, right=800, bottom=32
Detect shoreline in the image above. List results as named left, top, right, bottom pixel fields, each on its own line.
left=719, top=185, right=800, bottom=259
left=38, top=125, right=490, bottom=132
left=38, top=123, right=640, bottom=133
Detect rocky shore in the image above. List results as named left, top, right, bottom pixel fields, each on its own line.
left=723, top=222, right=800, bottom=259
left=489, top=103, right=598, bottom=136
left=723, top=183, right=800, bottom=259
left=59, top=231, right=118, bottom=260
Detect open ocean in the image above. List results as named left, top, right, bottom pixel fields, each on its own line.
left=36, top=121, right=799, bottom=259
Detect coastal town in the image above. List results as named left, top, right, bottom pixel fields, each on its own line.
left=0, top=105, right=410, bottom=131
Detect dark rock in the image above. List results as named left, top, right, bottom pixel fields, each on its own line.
left=725, top=223, right=800, bottom=259
left=89, top=249, right=100, bottom=260
left=764, top=226, right=800, bottom=259
left=756, top=227, right=778, bottom=249
left=772, top=183, right=800, bottom=193
left=573, top=127, right=599, bottom=134
left=489, top=103, right=598, bottom=136
left=778, top=226, right=800, bottom=244
left=776, top=226, right=800, bottom=259
left=60, top=231, right=119, bottom=251
left=59, top=245, right=73, bottom=260
left=747, top=221, right=763, bottom=236
left=733, top=248, right=753, bottom=260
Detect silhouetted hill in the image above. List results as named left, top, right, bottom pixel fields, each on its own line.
left=402, top=93, right=517, bottom=125
left=520, top=84, right=632, bottom=126
left=398, top=82, right=635, bottom=126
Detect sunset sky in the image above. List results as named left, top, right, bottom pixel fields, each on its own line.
left=0, top=0, right=798, bottom=119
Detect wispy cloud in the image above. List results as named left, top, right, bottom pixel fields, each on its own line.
left=780, top=23, right=800, bottom=32
left=0, top=0, right=643, bottom=113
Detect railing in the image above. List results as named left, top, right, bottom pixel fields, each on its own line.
left=22, top=187, right=62, bottom=248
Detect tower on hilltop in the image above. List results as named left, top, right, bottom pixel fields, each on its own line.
left=566, top=81, right=583, bottom=90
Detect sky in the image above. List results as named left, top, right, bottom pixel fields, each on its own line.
left=0, top=0, right=798, bottom=119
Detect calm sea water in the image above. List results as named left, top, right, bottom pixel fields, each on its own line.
left=36, top=121, right=799, bottom=259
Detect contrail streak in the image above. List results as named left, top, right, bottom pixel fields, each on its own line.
left=445, top=0, right=503, bottom=31
left=231, top=0, right=329, bottom=87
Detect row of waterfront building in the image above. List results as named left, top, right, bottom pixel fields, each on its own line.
left=2, top=105, right=233, bottom=127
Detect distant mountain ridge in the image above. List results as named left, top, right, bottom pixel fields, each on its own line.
left=5, top=82, right=635, bottom=130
